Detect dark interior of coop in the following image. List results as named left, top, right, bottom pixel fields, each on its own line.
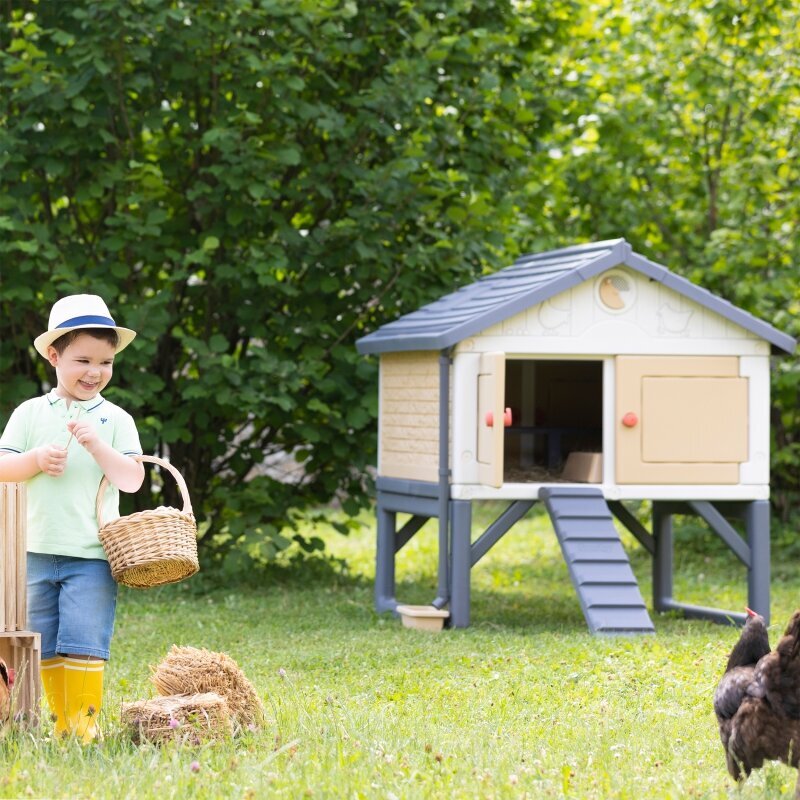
left=503, top=359, right=603, bottom=483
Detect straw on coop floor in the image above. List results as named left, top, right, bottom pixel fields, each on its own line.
left=150, top=645, right=264, bottom=728
left=121, top=692, right=232, bottom=745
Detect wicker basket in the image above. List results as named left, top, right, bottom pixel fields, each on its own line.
left=96, top=455, right=199, bottom=589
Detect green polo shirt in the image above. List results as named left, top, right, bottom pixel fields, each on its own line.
left=0, top=390, right=142, bottom=560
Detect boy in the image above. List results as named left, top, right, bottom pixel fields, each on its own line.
left=0, top=294, right=144, bottom=741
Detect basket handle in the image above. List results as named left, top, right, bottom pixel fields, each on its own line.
left=96, top=455, right=194, bottom=529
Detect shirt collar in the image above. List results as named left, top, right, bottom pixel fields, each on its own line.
left=46, top=389, right=106, bottom=412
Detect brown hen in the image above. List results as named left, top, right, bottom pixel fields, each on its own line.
left=0, top=656, right=12, bottom=727
left=715, top=609, right=800, bottom=797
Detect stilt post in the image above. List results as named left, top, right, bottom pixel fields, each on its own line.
left=449, top=500, right=472, bottom=628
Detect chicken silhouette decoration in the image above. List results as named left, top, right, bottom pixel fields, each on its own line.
left=714, top=608, right=800, bottom=795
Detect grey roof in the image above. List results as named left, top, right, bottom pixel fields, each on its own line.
left=356, top=238, right=796, bottom=355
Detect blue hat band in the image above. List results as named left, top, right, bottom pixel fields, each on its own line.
left=56, top=314, right=116, bottom=329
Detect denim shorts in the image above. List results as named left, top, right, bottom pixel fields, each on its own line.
left=27, top=553, right=118, bottom=661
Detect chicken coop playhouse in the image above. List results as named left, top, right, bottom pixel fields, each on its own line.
left=355, top=239, right=796, bottom=635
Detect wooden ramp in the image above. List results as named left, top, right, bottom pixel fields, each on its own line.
left=539, top=486, right=654, bottom=634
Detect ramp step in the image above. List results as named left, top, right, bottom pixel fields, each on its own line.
left=579, top=584, right=649, bottom=606
left=571, top=562, right=641, bottom=584
left=552, top=517, right=620, bottom=539
left=589, top=607, right=656, bottom=632
left=561, top=540, right=628, bottom=562
left=547, top=498, right=615, bottom=520
left=540, top=486, right=655, bottom=635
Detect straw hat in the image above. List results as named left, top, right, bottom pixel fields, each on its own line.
left=33, top=294, right=137, bottom=358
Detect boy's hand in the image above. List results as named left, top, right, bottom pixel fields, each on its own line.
left=66, top=419, right=100, bottom=454
left=36, top=444, right=68, bottom=477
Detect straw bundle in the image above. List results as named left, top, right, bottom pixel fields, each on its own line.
left=121, top=693, right=232, bottom=745
left=151, top=646, right=263, bottom=728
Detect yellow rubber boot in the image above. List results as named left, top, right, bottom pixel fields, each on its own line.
left=40, top=657, right=68, bottom=737
left=63, top=657, right=105, bottom=743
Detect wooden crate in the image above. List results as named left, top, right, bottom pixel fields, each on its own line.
left=0, top=482, right=27, bottom=632
left=0, top=631, right=40, bottom=726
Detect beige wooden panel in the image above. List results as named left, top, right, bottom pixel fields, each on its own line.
left=382, top=422, right=439, bottom=439
left=378, top=455, right=439, bottom=483
left=379, top=386, right=438, bottom=402
left=381, top=436, right=439, bottom=455
left=382, top=365, right=438, bottom=377
left=382, top=400, right=439, bottom=415
left=477, top=352, right=505, bottom=488
left=616, top=356, right=746, bottom=484
left=381, top=351, right=440, bottom=367
left=381, top=447, right=439, bottom=479
left=379, top=352, right=440, bottom=481
left=381, top=352, right=439, bottom=375
left=617, top=461, right=740, bottom=484
left=641, top=377, right=748, bottom=462
left=1, top=483, right=27, bottom=632
left=382, top=373, right=439, bottom=388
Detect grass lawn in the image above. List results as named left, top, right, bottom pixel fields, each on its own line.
left=2, top=502, right=800, bottom=799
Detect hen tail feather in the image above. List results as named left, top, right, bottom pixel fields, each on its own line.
left=761, top=612, right=800, bottom=718
left=784, top=611, right=800, bottom=660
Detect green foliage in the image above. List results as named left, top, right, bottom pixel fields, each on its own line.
left=0, top=0, right=574, bottom=567
left=1, top=0, right=797, bottom=574
left=514, top=0, right=800, bottom=515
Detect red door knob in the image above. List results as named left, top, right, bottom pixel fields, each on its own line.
left=622, top=412, right=638, bottom=428
left=485, top=408, right=513, bottom=427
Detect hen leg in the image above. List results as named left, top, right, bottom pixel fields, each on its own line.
left=726, top=751, right=742, bottom=782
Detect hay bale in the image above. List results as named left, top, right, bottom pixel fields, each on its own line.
left=121, top=693, right=232, bottom=745
left=151, top=645, right=263, bottom=728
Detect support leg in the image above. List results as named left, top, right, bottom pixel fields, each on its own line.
left=375, top=505, right=397, bottom=613
left=746, top=500, right=770, bottom=625
left=432, top=498, right=449, bottom=610
left=449, top=500, right=472, bottom=629
left=652, top=502, right=673, bottom=613
left=651, top=501, right=760, bottom=627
